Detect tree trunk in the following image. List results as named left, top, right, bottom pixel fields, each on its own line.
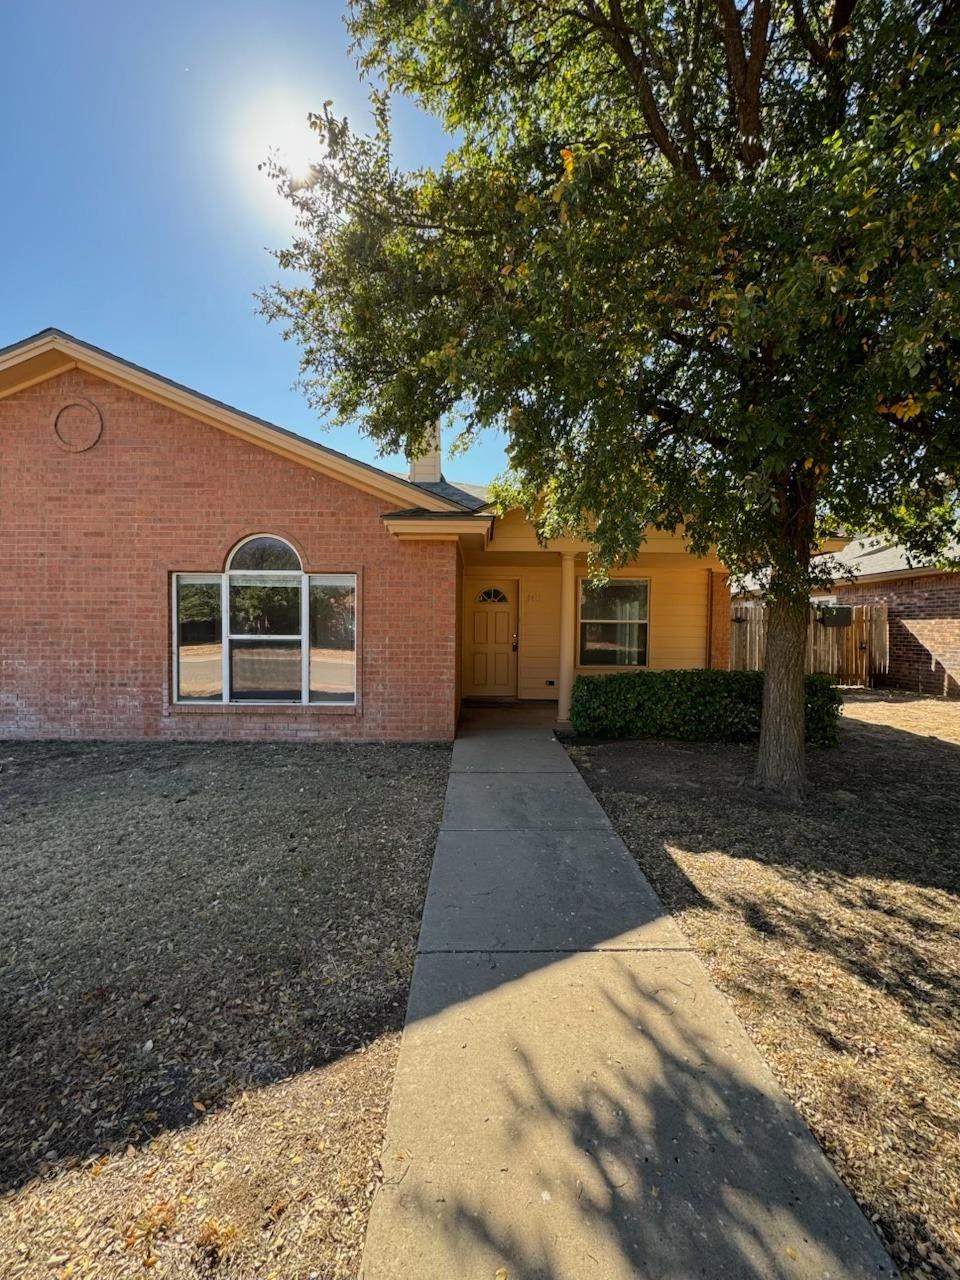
left=754, top=592, right=808, bottom=799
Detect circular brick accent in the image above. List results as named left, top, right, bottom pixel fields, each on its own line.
left=53, top=399, right=103, bottom=453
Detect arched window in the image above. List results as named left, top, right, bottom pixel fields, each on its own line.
left=173, top=536, right=356, bottom=707
left=476, top=587, right=508, bottom=604
left=227, top=535, right=301, bottom=572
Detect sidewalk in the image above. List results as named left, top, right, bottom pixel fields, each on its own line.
left=361, top=712, right=895, bottom=1279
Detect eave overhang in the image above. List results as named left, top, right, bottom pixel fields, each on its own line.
left=815, top=535, right=855, bottom=555
left=382, top=509, right=494, bottom=550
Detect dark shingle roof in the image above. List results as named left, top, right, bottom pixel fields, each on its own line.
left=408, top=479, right=490, bottom=511
left=818, top=536, right=960, bottom=580
left=382, top=507, right=493, bottom=521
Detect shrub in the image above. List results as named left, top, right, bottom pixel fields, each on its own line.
left=803, top=672, right=843, bottom=746
left=569, top=669, right=841, bottom=745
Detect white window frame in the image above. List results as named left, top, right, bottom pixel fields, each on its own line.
left=172, top=536, right=357, bottom=707
left=577, top=577, right=650, bottom=669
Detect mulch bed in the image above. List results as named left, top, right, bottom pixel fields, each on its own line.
left=570, top=692, right=960, bottom=1280
left=0, top=738, right=449, bottom=1279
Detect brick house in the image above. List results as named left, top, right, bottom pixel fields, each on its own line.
left=0, top=329, right=730, bottom=741
left=814, top=538, right=960, bottom=697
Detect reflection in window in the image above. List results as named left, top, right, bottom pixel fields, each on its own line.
left=476, top=587, right=508, bottom=604
left=309, top=579, right=357, bottom=703
left=229, top=577, right=301, bottom=635
left=174, top=538, right=357, bottom=706
left=228, top=536, right=301, bottom=571
left=176, top=579, right=222, bottom=701
left=579, top=579, right=649, bottom=667
left=230, top=638, right=302, bottom=701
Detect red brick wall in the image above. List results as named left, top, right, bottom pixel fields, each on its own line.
left=836, top=573, right=960, bottom=697
left=0, top=370, right=459, bottom=740
left=708, top=571, right=732, bottom=670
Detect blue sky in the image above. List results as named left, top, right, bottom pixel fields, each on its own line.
left=0, top=1, right=507, bottom=484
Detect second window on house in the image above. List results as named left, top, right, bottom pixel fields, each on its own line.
left=579, top=579, right=649, bottom=667
left=174, top=536, right=357, bottom=705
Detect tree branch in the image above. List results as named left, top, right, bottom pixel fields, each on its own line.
left=828, top=0, right=857, bottom=42
left=825, top=0, right=858, bottom=126
left=790, top=0, right=827, bottom=63
left=714, top=0, right=748, bottom=91
left=581, top=0, right=698, bottom=177
left=713, top=0, right=770, bottom=166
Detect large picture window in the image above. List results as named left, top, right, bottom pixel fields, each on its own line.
left=578, top=579, right=649, bottom=667
left=174, top=536, right=356, bottom=705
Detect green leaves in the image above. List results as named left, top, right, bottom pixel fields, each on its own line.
left=261, top=2, right=960, bottom=591
left=569, top=670, right=842, bottom=745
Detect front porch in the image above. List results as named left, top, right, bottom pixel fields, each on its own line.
left=458, top=700, right=562, bottom=732
left=457, top=510, right=731, bottom=722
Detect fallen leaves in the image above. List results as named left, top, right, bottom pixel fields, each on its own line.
left=0, top=739, right=449, bottom=1278
left=577, top=693, right=960, bottom=1279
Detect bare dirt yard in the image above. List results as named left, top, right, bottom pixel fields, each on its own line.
left=570, top=691, right=960, bottom=1280
left=0, top=739, right=449, bottom=1279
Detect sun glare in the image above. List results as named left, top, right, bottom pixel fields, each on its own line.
left=233, top=91, right=324, bottom=225
left=264, top=116, right=318, bottom=184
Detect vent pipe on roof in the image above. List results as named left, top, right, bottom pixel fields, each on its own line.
left=408, top=423, right=442, bottom=485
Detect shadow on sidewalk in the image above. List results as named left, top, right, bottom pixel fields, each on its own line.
left=383, top=954, right=895, bottom=1279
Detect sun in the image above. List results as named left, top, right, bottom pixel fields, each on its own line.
left=260, top=111, right=319, bottom=185
left=233, top=90, right=323, bottom=221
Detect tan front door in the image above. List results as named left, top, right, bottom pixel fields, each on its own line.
left=462, top=581, right=518, bottom=697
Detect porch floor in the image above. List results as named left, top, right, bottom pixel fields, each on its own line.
left=458, top=700, right=560, bottom=733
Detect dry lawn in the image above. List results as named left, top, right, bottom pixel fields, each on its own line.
left=571, top=691, right=960, bottom=1280
left=0, top=739, right=449, bottom=1279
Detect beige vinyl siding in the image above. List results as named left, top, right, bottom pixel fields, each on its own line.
left=488, top=508, right=698, bottom=556
left=625, top=565, right=710, bottom=671
left=516, top=566, right=562, bottom=699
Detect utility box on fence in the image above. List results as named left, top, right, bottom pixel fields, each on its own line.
left=818, top=605, right=853, bottom=628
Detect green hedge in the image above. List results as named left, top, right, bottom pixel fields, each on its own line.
left=569, top=669, right=841, bottom=746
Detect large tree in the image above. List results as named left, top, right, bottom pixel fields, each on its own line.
left=261, top=0, right=960, bottom=796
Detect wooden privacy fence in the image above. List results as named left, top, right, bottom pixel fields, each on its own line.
left=730, top=602, right=889, bottom=686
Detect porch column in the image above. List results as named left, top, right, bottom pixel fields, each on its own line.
left=557, top=553, right=576, bottom=721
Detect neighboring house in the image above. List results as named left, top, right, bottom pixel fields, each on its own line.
left=0, top=329, right=730, bottom=741
left=813, top=538, right=960, bottom=697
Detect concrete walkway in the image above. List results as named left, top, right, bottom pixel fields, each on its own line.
left=361, top=710, right=895, bottom=1279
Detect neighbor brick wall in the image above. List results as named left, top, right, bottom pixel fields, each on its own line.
left=0, top=370, right=459, bottom=740
left=835, top=573, right=960, bottom=697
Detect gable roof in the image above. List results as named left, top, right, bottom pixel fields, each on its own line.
left=0, top=328, right=470, bottom=513
left=817, top=536, right=960, bottom=584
